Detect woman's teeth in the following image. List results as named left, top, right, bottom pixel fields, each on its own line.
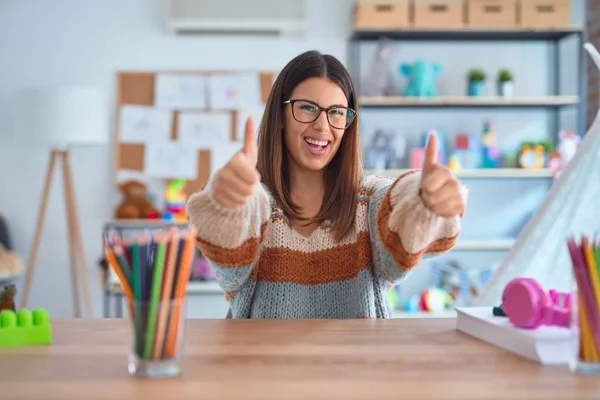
left=305, top=138, right=329, bottom=148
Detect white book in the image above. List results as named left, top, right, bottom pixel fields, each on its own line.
left=455, top=307, right=575, bottom=365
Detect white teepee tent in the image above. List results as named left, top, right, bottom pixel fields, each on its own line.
left=473, top=42, right=600, bottom=306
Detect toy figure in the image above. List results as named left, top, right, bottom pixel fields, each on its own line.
left=164, top=179, right=188, bottom=222
left=556, top=130, right=580, bottom=170
left=362, top=38, right=399, bottom=96
left=480, top=120, right=500, bottom=168
left=0, top=284, right=17, bottom=312
left=400, top=60, right=441, bottom=98
left=365, top=130, right=390, bottom=170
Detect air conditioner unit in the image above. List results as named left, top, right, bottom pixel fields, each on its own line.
left=164, top=0, right=308, bottom=35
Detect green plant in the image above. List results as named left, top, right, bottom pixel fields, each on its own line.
left=498, top=69, right=513, bottom=82
left=468, top=69, right=486, bottom=82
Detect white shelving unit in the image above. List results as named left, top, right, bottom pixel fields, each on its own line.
left=350, top=27, right=585, bottom=317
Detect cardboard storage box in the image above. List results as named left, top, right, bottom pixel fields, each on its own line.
left=519, top=0, right=570, bottom=28
left=413, top=0, right=465, bottom=29
left=354, top=0, right=411, bottom=30
left=467, top=0, right=517, bottom=28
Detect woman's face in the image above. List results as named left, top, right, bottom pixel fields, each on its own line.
left=283, top=77, right=349, bottom=172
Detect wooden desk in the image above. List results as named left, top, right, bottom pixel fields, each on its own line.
left=0, top=318, right=598, bottom=399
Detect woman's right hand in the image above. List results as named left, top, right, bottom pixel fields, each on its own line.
left=212, top=117, right=261, bottom=208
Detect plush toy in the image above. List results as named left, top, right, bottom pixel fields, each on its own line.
left=362, top=37, right=399, bottom=97
left=400, top=60, right=441, bottom=98
left=114, top=180, right=161, bottom=220
left=0, top=244, right=22, bottom=280
left=365, top=130, right=396, bottom=170
left=0, top=284, right=17, bottom=312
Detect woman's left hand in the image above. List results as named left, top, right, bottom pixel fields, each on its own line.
left=419, top=132, right=465, bottom=218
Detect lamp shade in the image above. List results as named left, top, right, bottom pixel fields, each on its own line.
left=11, top=86, right=108, bottom=147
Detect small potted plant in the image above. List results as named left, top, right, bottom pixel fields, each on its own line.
left=467, top=69, right=486, bottom=97
left=497, top=69, right=514, bottom=97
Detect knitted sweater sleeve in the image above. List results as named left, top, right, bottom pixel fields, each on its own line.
left=185, top=176, right=271, bottom=292
left=365, top=170, right=467, bottom=284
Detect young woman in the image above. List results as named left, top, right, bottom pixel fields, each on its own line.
left=186, top=50, right=467, bottom=319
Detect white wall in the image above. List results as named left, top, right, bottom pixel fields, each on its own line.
left=0, top=0, right=586, bottom=317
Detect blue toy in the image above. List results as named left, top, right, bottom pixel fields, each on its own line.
left=400, top=61, right=442, bottom=98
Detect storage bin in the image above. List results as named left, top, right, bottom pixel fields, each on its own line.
left=519, top=0, right=570, bottom=28
left=413, top=0, right=465, bottom=29
left=353, top=0, right=411, bottom=30
left=466, top=0, right=517, bottom=28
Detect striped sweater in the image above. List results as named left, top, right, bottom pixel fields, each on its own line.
left=186, top=170, right=465, bottom=319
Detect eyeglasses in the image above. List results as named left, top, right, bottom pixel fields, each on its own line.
left=283, top=99, right=356, bottom=130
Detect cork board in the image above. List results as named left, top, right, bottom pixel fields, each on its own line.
left=113, top=70, right=274, bottom=195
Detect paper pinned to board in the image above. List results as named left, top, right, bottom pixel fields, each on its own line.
left=177, top=112, right=232, bottom=146
left=118, top=105, right=173, bottom=144
left=144, top=140, right=198, bottom=179
left=208, top=73, right=262, bottom=110
left=154, top=73, right=207, bottom=109
left=236, top=107, right=265, bottom=143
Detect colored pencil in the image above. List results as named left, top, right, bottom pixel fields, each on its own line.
left=164, top=229, right=196, bottom=358
left=567, top=236, right=600, bottom=365
left=103, top=225, right=196, bottom=362
left=144, top=234, right=166, bottom=359
left=152, top=228, right=180, bottom=359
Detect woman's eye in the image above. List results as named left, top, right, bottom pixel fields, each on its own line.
left=301, top=105, right=317, bottom=112
left=329, top=108, right=344, bottom=116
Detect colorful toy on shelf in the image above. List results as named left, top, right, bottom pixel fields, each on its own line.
left=419, top=288, right=452, bottom=312
left=550, top=130, right=581, bottom=178
left=480, top=120, right=500, bottom=168
left=501, top=277, right=571, bottom=329
left=400, top=60, right=441, bottom=98
left=448, top=155, right=461, bottom=171
left=164, top=179, right=188, bottom=222
left=0, top=308, right=52, bottom=347
left=451, top=133, right=481, bottom=169
left=0, top=284, right=16, bottom=312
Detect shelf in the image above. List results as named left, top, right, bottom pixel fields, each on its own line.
left=392, top=310, right=457, bottom=318
left=366, top=168, right=554, bottom=179
left=358, top=96, right=579, bottom=109
left=454, top=239, right=515, bottom=250
left=351, top=27, right=584, bottom=42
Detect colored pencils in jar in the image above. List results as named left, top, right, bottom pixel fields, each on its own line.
left=567, top=235, right=600, bottom=363
left=103, top=226, right=196, bottom=360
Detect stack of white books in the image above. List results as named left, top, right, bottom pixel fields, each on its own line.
left=455, top=307, right=574, bottom=365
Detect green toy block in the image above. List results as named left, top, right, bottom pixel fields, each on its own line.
left=0, top=308, right=52, bottom=347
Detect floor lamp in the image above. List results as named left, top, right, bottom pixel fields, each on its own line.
left=13, top=86, right=108, bottom=318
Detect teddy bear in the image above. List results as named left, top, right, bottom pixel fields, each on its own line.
left=114, top=180, right=161, bottom=219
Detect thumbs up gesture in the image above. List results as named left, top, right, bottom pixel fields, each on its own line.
left=419, top=131, right=465, bottom=218
left=212, top=117, right=261, bottom=208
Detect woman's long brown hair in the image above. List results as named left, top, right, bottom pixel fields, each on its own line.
left=256, top=50, right=363, bottom=242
